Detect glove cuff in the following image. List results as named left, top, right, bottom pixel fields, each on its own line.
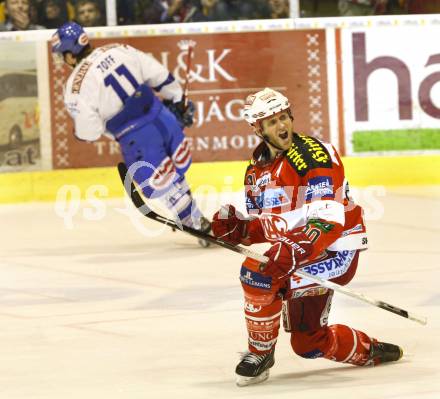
left=246, top=218, right=266, bottom=244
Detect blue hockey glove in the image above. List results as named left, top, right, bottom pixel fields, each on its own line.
left=163, top=99, right=195, bottom=128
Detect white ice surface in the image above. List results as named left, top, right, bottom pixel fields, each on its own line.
left=0, top=187, right=439, bottom=399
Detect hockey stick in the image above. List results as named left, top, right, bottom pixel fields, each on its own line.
left=118, top=162, right=428, bottom=326
left=180, top=40, right=194, bottom=110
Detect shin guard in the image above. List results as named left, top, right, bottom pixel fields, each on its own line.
left=324, top=324, right=374, bottom=366
left=241, top=257, right=284, bottom=354
left=290, top=324, right=374, bottom=366
left=245, top=300, right=282, bottom=354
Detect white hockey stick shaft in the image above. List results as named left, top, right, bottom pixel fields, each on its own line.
left=240, top=247, right=427, bottom=326
left=118, top=163, right=427, bottom=326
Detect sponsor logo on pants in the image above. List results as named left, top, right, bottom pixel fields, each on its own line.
left=290, top=250, right=356, bottom=289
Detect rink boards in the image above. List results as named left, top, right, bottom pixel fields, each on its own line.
left=1, top=155, right=440, bottom=203
left=0, top=16, right=440, bottom=202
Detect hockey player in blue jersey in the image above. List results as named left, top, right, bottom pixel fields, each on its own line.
left=51, top=22, right=211, bottom=245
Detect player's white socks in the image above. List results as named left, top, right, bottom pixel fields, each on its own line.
left=159, top=175, right=203, bottom=229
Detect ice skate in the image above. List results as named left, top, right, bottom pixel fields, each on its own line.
left=369, top=341, right=403, bottom=365
left=197, top=216, right=212, bottom=248
left=235, top=351, right=275, bottom=387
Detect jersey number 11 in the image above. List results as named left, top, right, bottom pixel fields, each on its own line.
left=104, top=64, right=139, bottom=102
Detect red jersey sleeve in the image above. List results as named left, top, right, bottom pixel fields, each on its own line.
left=295, top=140, right=346, bottom=258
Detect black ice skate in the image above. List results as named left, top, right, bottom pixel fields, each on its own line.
left=197, top=216, right=212, bottom=248
left=369, top=341, right=403, bottom=365
left=235, top=350, right=275, bottom=387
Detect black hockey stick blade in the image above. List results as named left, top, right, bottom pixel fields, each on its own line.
left=377, top=301, right=409, bottom=319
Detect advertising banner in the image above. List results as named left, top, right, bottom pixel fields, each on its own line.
left=0, top=42, right=40, bottom=172
left=341, top=27, right=440, bottom=155
left=48, top=30, right=330, bottom=169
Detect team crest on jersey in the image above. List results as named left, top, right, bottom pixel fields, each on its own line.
left=259, top=214, right=288, bottom=240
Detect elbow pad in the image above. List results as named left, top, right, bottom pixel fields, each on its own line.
left=303, top=218, right=344, bottom=259
left=306, top=200, right=345, bottom=226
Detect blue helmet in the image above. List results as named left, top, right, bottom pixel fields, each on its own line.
left=51, top=22, right=89, bottom=55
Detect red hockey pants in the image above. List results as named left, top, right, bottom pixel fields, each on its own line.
left=240, top=250, right=374, bottom=366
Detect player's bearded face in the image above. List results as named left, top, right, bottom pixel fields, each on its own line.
left=259, top=110, right=293, bottom=151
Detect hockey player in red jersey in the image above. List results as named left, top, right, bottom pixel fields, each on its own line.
left=211, top=88, right=402, bottom=387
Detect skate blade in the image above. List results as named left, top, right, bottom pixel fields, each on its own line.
left=236, top=370, right=270, bottom=387
left=398, top=346, right=404, bottom=360
left=197, top=238, right=211, bottom=248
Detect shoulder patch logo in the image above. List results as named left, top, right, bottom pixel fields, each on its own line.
left=286, top=143, right=308, bottom=174
left=299, top=135, right=330, bottom=164
left=286, top=134, right=332, bottom=176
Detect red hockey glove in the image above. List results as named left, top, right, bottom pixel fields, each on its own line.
left=262, top=231, right=313, bottom=280
left=212, top=205, right=249, bottom=246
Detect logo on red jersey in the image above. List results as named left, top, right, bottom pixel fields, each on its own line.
left=286, top=143, right=308, bottom=174
left=299, top=135, right=330, bottom=163
left=286, top=134, right=332, bottom=176
left=305, top=176, right=334, bottom=201
left=256, top=171, right=271, bottom=187
left=260, top=214, right=288, bottom=240
left=246, top=188, right=291, bottom=211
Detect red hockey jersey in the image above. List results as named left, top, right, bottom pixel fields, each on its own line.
left=244, top=133, right=367, bottom=257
